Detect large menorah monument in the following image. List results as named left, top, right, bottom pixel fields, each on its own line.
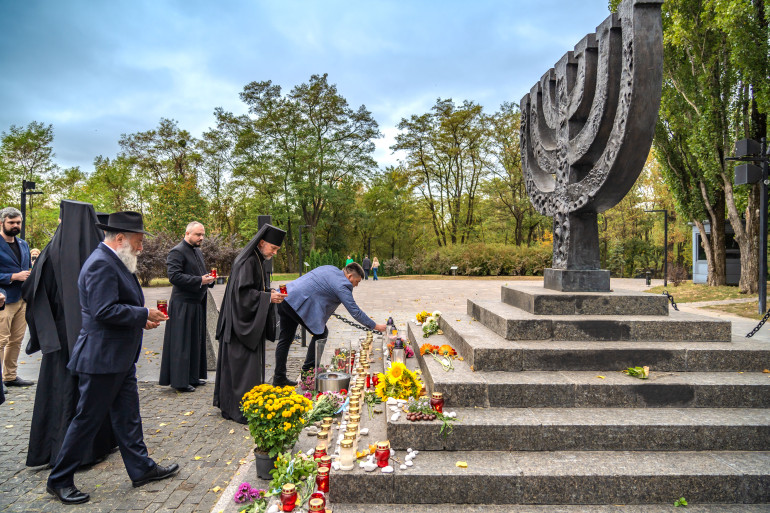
left=521, top=0, right=663, bottom=292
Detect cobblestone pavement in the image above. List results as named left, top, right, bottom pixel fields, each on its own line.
left=3, top=276, right=768, bottom=513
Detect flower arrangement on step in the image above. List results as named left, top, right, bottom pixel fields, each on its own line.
left=241, top=384, right=314, bottom=458
left=330, top=348, right=349, bottom=371
left=404, top=397, right=458, bottom=438
left=304, top=390, right=346, bottom=423
left=233, top=452, right=318, bottom=512
left=416, top=310, right=431, bottom=324
left=233, top=483, right=266, bottom=512
left=420, top=343, right=461, bottom=371
left=299, top=367, right=323, bottom=392
left=375, top=362, right=423, bottom=401
left=422, top=311, right=443, bottom=337
left=387, top=339, right=415, bottom=360
left=622, top=366, right=650, bottom=379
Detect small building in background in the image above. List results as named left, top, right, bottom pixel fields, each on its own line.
left=691, top=221, right=740, bottom=285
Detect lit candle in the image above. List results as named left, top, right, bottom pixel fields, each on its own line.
left=375, top=441, right=390, bottom=468
left=316, top=432, right=329, bottom=453
left=315, top=466, right=330, bottom=493
left=308, top=497, right=325, bottom=512
left=430, top=392, right=445, bottom=414
left=280, top=483, right=297, bottom=512
left=339, top=439, right=355, bottom=470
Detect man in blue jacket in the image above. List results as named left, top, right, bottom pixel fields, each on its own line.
left=46, top=212, right=176, bottom=505
left=0, top=207, right=33, bottom=388
left=273, top=262, right=385, bottom=386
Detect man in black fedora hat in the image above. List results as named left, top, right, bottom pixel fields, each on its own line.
left=47, top=211, right=177, bottom=505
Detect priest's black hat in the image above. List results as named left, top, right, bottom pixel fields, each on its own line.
left=95, top=211, right=151, bottom=235
left=261, top=224, right=286, bottom=246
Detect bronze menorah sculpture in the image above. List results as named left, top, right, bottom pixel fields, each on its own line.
left=520, top=0, right=664, bottom=292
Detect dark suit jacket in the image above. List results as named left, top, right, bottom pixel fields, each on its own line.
left=167, top=240, right=213, bottom=304
left=68, top=243, right=149, bottom=374
left=0, top=236, right=30, bottom=303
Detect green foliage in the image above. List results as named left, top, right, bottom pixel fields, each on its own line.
left=674, top=496, right=688, bottom=507
left=269, top=452, right=318, bottom=506
left=410, top=243, right=552, bottom=276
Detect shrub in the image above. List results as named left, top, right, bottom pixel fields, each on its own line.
left=667, top=263, right=689, bottom=286
left=383, top=256, right=408, bottom=276
left=201, top=234, right=243, bottom=276
left=409, top=243, right=552, bottom=276
left=136, top=231, right=177, bottom=286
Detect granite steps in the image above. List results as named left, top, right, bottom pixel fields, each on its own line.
left=333, top=505, right=770, bottom=513
left=442, top=313, right=770, bottom=372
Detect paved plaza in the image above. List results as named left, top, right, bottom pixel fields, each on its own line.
left=1, top=277, right=767, bottom=512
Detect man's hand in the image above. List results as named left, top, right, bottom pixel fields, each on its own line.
left=201, top=274, right=216, bottom=285
left=144, top=320, right=160, bottom=330
left=270, top=291, right=287, bottom=304
left=0, top=293, right=5, bottom=308
left=11, top=271, right=30, bottom=282
left=374, top=323, right=387, bottom=332
left=148, top=308, right=168, bottom=322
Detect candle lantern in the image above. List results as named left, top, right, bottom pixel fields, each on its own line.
left=156, top=300, right=168, bottom=316
left=349, top=405, right=361, bottom=417
left=309, top=497, right=325, bottom=512
left=349, top=413, right=361, bottom=425
left=318, top=455, right=332, bottom=470
left=320, top=422, right=332, bottom=433
left=430, top=392, right=445, bottom=414
left=392, top=338, right=405, bottom=365
left=309, top=492, right=326, bottom=510
left=343, top=430, right=358, bottom=454
left=313, top=444, right=327, bottom=461
left=339, top=438, right=355, bottom=470
left=280, top=483, right=298, bottom=512
left=315, top=466, right=330, bottom=494
left=375, top=441, right=391, bottom=468
left=316, top=432, right=329, bottom=453
left=322, top=417, right=333, bottom=425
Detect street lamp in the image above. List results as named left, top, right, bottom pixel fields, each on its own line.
left=727, top=137, right=768, bottom=314
left=645, top=209, right=668, bottom=287
left=20, top=180, right=43, bottom=243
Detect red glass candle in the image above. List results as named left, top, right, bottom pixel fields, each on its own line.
left=309, top=492, right=326, bottom=509
left=372, top=374, right=379, bottom=387
left=308, top=497, right=325, bottom=511
left=430, top=392, right=444, bottom=414
left=365, top=373, right=371, bottom=389
left=318, top=455, right=332, bottom=470
left=375, top=441, right=390, bottom=468
left=313, top=445, right=327, bottom=461
left=210, top=268, right=217, bottom=279
left=279, top=284, right=288, bottom=294
left=280, top=483, right=297, bottom=512
left=156, top=300, right=168, bottom=316
left=315, top=466, right=330, bottom=493
left=349, top=350, right=356, bottom=370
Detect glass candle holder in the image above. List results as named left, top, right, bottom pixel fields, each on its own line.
left=349, top=405, right=361, bottom=417
left=349, top=413, right=361, bottom=425
left=322, top=417, right=333, bottom=425
left=308, top=497, right=325, bottom=512
left=430, top=392, right=445, bottom=414
left=316, top=432, right=329, bottom=453
left=315, top=466, right=330, bottom=494
left=343, top=430, right=357, bottom=454
left=347, top=422, right=360, bottom=444
left=279, top=284, right=288, bottom=294
left=375, top=441, right=390, bottom=468
left=392, top=338, right=405, bottom=365
left=210, top=268, right=218, bottom=279
left=318, top=455, right=332, bottom=470
left=309, top=492, right=326, bottom=510
left=156, top=300, right=168, bottom=316
left=339, top=438, right=355, bottom=470
left=320, top=422, right=332, bottom=433
left=280, top=483, right=297, bottom=512
left=313, top=444, right=327, bottom=461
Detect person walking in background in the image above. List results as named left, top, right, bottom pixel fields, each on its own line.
left=372, top=256, right=379, bottom=281
left=30, top=248, right=40, bottom=266
left=47, top=211, right=174, bottom=505
left=362, top=255, right=371, bottom=280
left=0, top=207, right=34, bottom=388
left=23, top=200, right=116, bottom=469
left=345, top=254, right=353, bottom=266
left=159, top=221, right=215, bottom=393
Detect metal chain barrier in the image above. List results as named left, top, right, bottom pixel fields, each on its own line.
left=331, top=313, right=383, bottom=335
left=662, top=290, right=679, bottom=311
left=746, top=307, right=770, bottom=338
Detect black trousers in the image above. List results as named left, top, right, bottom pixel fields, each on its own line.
left=275, top=301, right=328, bottom=378
left=48, top=366, right=155, bottom=487
left=364, top=268, right=370, bottom=280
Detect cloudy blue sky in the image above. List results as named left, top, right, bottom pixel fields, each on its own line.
left=0, top=0, right=611, bottom=172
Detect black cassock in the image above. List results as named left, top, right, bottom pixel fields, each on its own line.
left=214, top=227, right=274, bottom=424
left=159, top=240, right=213, bottom=388
left=23, top=200, right=116, bottom=467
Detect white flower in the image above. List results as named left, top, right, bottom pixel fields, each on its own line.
left=432, top=311, right=442, bottom=318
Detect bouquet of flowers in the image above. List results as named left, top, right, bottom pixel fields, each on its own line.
left=330, top=348, right=349, bottom=371
left=422, top=311, right=442, bottom=338
left=420, top=343, right=460, bottom=371
left=387, top=339, right=415, bottom=359
left=416, top=310, right=430, bottom=324
left=299, top=368, right=322, bottom=392
left=304, top=391, right=346, bottom=424
left=374, top=362, right=423, bottom=401
left=233, top=482, right=266, bottom=513
left=240, top=384, right=313, bottom=458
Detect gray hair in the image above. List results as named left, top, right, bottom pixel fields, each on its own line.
left=0, top=207, right=22, bottom=223
left=185, top=221, right=204, bottom=233
left=104, top=230, right=135, bottom=242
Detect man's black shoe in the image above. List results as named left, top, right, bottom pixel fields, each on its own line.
left=46, top=485, right=90, bottom=504
left=4, top=377, right=34, bottom=387
left=272, top=377, right=297, bottom=387
left=132, top=463, right=179, bottom=487
left=193, top=380, right=207, bottom=386
left=174, top=385, right=195, bottom=392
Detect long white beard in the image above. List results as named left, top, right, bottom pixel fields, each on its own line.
left=117, top=239, right=140, bottom=273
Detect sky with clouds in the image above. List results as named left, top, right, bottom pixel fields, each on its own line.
left=0, top=0, right=611, bottom=172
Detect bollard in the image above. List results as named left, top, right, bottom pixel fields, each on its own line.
left=645, top=271, right=651, bottom=286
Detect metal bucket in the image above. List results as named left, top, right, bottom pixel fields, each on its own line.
left=315, top=372, right=351, bottom=393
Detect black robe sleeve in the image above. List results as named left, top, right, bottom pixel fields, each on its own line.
left=167, top=247, right=203, bottom=293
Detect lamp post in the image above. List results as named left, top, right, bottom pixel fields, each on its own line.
left=20, top=180, right=42, bottom=243
left=298, top=224, right=311, bottom=347
left=727, top=137, right=768, bottom=314
left=645, top=209, right=668, bottom=287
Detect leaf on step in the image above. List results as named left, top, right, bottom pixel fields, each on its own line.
left=229, top=428, right=235, bottom=434
left=763, top=369, right=770, bottom=373
left=596, top=375, right=605, bottom=379
left=159, top=423, right=168, bottom=427
left=211, top=486, right=222, bottom=493
left=183, top=411, right=194, bottom=416
left=194, top=456, right=202, bottom=460
left=456, top=461, right=468, bottom=468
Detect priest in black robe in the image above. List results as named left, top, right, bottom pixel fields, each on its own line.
left=159, top=221, right=215, bottom=392
left=214, top=224, right=286, bottom=423
left=23, top=200, right=117, bottom=467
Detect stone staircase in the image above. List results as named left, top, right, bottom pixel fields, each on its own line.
left=330, top=284, right=770, bottom=510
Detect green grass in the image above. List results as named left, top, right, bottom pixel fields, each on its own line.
left=381, top=274, right=543, bottom=280
left=703, top=300, right=765, bottom=320
left=646, top=281, right=757, bottom=303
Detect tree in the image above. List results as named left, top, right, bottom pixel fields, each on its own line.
left=392, top=98, right=489, bottom=246
left=0, top=121, right=57, bottom=205
left=652, top=0, right=768, bottom=291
